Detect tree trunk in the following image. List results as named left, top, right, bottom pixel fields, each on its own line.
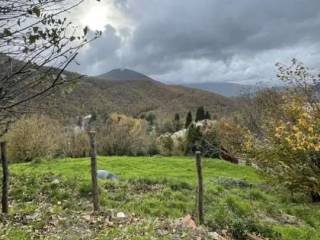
left=195, top=151, right=204, bottom=225
left=89, top=131, right=99, bottom=212
left=1, top=141, right=9, bottom=214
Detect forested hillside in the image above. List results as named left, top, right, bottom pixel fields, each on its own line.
left=37, top=73, right=234, bottom=122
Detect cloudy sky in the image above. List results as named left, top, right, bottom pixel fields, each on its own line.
left=69, top=0, right=320, bottom=85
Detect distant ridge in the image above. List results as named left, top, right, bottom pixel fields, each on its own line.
left=183, top=82, right=255, bottom=97
left=97, top=68, right=153, bottom=81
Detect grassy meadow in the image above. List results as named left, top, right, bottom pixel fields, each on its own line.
left=1, top=156, right=320, bottom=239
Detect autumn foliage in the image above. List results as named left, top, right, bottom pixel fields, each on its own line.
left=241, top=60, right=320, bottom=200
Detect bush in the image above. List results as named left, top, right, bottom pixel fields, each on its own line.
left=213, top=177, right=251, bottom=189
left=97, top=113, right=153, bottom=156
left=215, top=120, right=250, bottom=155
left=245, top=60, right=320, bottom=201
left=64, top=131, right=89, bottom=158
left=229, top=218, right=281, bottom=240
left=156, top=133, right=174, bottom=156
left=156, top=129, right=187, bottom=156
left=157, top=120, right=220, bottom=157
left=207, top=202, right=281, bottom=240
left=250, top=94, right=320, bottom=199
left=6, top=115, right=64, bottom=162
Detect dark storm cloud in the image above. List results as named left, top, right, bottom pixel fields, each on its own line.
left=70, top=25, right=122, bottom=74
left=71, top=0, right=320, bottom=84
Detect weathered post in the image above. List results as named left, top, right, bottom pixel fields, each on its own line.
left=89, top=131, right=99, bottom=212
left=195, top=151, right=204, bottom=225
left=1, top=141, right=9, bottom=215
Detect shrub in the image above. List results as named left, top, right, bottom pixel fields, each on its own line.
left=6, top=115, right=64, bottom=162
left=213, top=177, right=251, bottom=189
left=64, top=131, right=90, bottom=158
left=245, top=60, right=320, bottom=201
left=229, top=218, right=281, bottom=240
left=215, top=120, right=250, bottom=155
left=251, top=94, right=320, bottom=200
left=97, top=113, right=153, bottom=156
left=156, top=133, right=174, bottom=156
left=157, top=120, right=220, bottom=156
left=156, top=129, right=187, bottom=156
left=207, top=203, right=281, bottom=240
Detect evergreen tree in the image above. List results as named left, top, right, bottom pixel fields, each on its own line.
left=173, top=113, right=182, bottom=131
left=185, top=123, right=202, bottom=154
left=185, top=111, right=193, bottom=128
left=146, top=113, right=156, bottom=126
left=174, top=113, right=180, bottom=122
left=195, top=106, right=205, bottom=122
left=204, top=111, right=211, bottom=120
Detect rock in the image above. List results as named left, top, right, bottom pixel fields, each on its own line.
left=97, top=170, right=118, bottom=180
left=116, top=212, right=126, bottom=219
left=82, top=214, right=91, bottom=221
left=281, top=213, right=298, bottom=224
left=208, top=232, right=218, bottom=238
left=180, top=214, right=197, bottom=230
left=156, top=229, right=168, bottom=236
left=26, top=212, right=41, bottom=221
left=51, top=178, right=60, bottom=185
left=208, top=232, right=228, bottom=240
left=104, top=219, right=114, bottom=227
left=113, top=212, right=127, bottom=223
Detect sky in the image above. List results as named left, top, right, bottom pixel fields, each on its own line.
left=69, top=0, right=320, bottom=85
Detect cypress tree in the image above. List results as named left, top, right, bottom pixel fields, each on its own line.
left=174, top=113, right=180, bottom=122
left=185, top=111, right=193, bottom=128
left=195, top=106, right=205, bottom=122
left=204, top=111, right=211, bottom=120
left=185, top=123, right=202, bottom=154
left=173, top=113, right=182, bottom=131
left=146, top=113, right=156, bottom=125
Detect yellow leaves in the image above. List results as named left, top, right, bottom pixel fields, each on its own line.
left=292, top=126, right=299, bottom=132
left=297, top=118, right=306, bottom=125
left=301, top=112, right=310, bottom=118
left=275, top=125, right=285, bottom=132
left=308, top=127, right=314, bottom=133
left=285, top=137, right=291, bottom=144
left=271, top=94, right=320, bottom=153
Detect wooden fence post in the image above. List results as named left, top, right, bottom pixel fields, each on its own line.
left=89, top=131, right=99, bottom=212
left=1, top=141, right=9, bottom=215
left=195, top=151, right=204, bottom=225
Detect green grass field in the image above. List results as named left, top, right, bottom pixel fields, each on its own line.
left=2, top=156, right=320, bottom=239
left=11, top=156, right=261, bottom=183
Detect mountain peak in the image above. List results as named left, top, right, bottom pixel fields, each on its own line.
left=97, top=68, right=152, bottom=81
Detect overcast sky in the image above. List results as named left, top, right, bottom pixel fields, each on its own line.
left=69, top=0, right=320, bottom=85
